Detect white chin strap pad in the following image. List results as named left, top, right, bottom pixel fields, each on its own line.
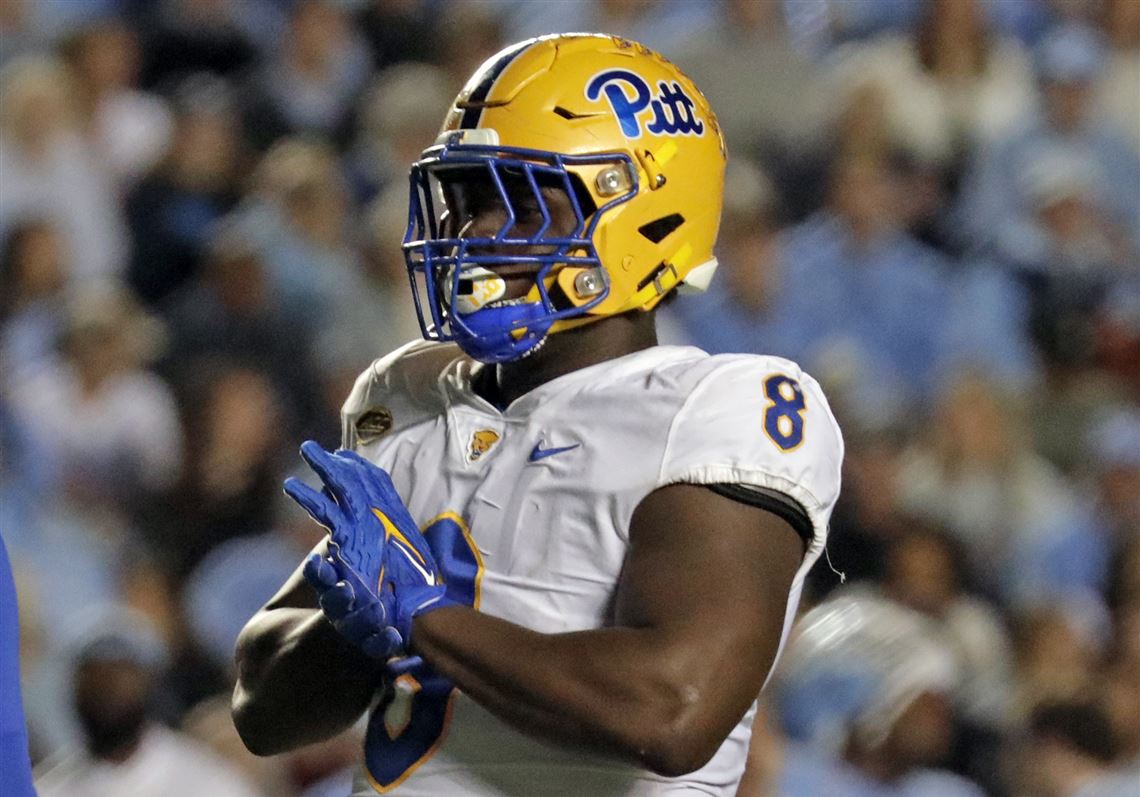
left=675, top=258, right=718, bottom=294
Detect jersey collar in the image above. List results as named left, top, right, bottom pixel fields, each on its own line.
left=439, top=345, right=705, bottom=418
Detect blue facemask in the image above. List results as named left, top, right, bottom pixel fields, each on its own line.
left=403, top=141, right=637, bottom=363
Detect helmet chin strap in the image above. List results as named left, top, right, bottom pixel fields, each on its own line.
left=451, top=270, right=554, bottom=363
left=454, top=301, right=552, bottom=363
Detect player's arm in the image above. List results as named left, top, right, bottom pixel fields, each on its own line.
left=231, top=541, right=386, bottom=755
left=412, top=482, right=804, bottom=777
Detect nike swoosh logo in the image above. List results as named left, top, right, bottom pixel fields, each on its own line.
left=373, top=508, right=436, bottom=586
left=528, top=442, right=580, bottom=463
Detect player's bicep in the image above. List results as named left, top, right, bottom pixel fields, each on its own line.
left=616, top=483, right=803, bottom=690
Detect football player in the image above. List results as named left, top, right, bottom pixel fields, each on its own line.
left=233, top=33, right=843, bottom=796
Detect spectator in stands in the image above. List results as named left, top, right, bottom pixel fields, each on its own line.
left=0, top=0, right=36, bottom=65
left=1085, top=409, right=1140, bottom=549
left=241, top=0, right=371, bottom=151
left=1018, top=701, right=1135, bottom=797
left=34, top=609, right=260, bottom=797
left=769, top=150, right=953, bottom=406
left=1016, top=144, right=1136, bottom=278
left=674, top=0, right=834, bottom=214
left=354, top=0, right=442, bottom=72
left=125, top=73, right=243, bottom=305
left=1025, top=277, right=1135, bottom=476
left=237, top=136, right=392, bottom=368
left=819, top=422, right=912, bottom=591
left=60, top=19, right=173, bottom=188
left=433, top=4, right=506, bottom=93
left=940, top=256, right=1040, bottom=391
left=1111, top=543, right=1140, bottom=629
left=361, top=183, right=443, bottom=350
left=503, top=0, right=714, bottom=60
left=897, top=372, right=1108, bottom=604
left=958, top=23, right=1140, bottom=263
left=0, top=55, right=129, bottom=282
left=281, top=181, right=432, bottom=442
left=827, top=0, right=1037, bottom=173
left=160, top=219, right=320, bottom=429
left=1011, top=602, right=1109, bottom=716
left=158, top=364, right=288, bottom=579
left=1095, top=278, right=1140, bottom=398
left=6, top=284, right=183, bottom=503
left=137, top=0, right=263, bottom=90
left=767, top=592, right=983, bottom=797
left=878, top=524, right=1014, bottom=794
left=0, top=218, right=68, bottom=379
left=3, top=409, right=139, bottom=755
left=1100, top=611, right=1140, bottom=779
left=1095, top=0, right=1140, bottom=156
left=346, top=61, right=455, bottom=205
left=882, top=527, right=1014, bottom=733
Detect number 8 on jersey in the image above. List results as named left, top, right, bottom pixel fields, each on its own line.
left=763, top=375, right=807, bottom=451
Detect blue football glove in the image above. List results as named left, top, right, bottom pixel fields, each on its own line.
left=300, top=551, right=404, bottom=658
left=284, top=441, right=456, bottom=654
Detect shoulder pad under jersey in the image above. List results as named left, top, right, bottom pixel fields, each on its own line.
left=340, top=340, right=462, bottom=449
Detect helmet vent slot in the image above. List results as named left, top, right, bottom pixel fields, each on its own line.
left=552, top=106, right=605, bottom=121
left=638, top=214, right=684, bottom=244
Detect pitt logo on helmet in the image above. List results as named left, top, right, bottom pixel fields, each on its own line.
left=585, top=69, right=705, bottom=139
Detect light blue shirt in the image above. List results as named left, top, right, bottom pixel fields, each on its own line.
left=958, top=120, right=1140, bottom=265
left=667, top=216, right=1039, bottom=412
left=780, top=742, right=986, bottom=797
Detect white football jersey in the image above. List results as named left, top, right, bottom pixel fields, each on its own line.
left=341, top=341, right=844, bottom=796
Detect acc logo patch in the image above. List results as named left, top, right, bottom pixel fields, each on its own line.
left=355, top=406, right=393, bottom=444
left=585, top=69, right=705, bottom=139
left=468, top=429, right=501, bottom=462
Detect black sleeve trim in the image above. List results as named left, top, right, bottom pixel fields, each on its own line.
left=705, top=483, right=814, bottom=548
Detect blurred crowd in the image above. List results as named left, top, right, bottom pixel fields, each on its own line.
left=0, top=1, right=1136, bottom=796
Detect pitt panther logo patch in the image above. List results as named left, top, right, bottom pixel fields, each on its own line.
left=468, top=429, right=501, bottom=462
left=585, top=68, right=705, bottom=139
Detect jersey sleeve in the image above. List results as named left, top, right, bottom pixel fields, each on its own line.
left=657, top=355, right=845, bottom=552
left=340, top=340, right=457, bottom=449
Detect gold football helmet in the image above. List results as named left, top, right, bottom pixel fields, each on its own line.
left=404, top=33, right=727, bottom=362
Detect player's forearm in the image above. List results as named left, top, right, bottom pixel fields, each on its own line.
left=413, top=606, right=735, bottom=776
left=232, top=607, right=383, bottom=755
